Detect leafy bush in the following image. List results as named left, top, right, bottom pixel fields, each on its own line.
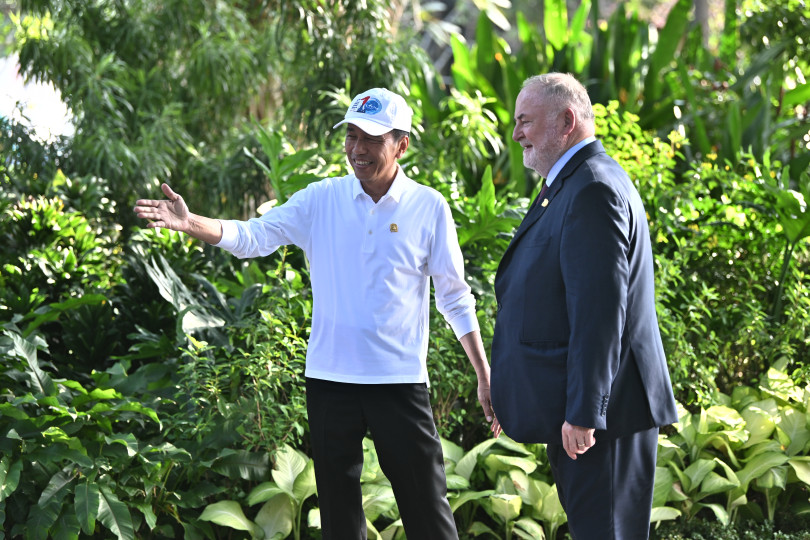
left=0, top=328, right=192, bottom=538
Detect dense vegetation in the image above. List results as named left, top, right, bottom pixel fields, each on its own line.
left=1, top=0, right=809, bottom=538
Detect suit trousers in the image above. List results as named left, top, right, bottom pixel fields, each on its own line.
left=546, top=426, right=659, bottom=540
left=305, top=377, right=458, bottom=540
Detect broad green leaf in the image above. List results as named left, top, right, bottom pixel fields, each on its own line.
left=361, top=438, right=383, bottom=483
left=0, top=402, right=29, bottom=420
left=508, top=468, right=531, bottom=499
left=38, top=469, right=75, bottom=506
left=0, top=458, right=22, bottom=502
left=777, top=407, right=810, bottom=456
left=741, top=400, right=777, bottom=448
left=650, top=506, right=681, bottom=523
left=22, top=294, right=108, bottom=337
left=50, top=509, right=81, bottom=540
left=493, top=436, right=535, bottom=456
left=361, top=483, right=397, bottom=521
left=104, top=433, right=139, bottom=457
left=475, top=13, right=496, bottom=83
left=74, top=479, right=100, bottom=535
left=271, top=445, right=307, bottom=497
left=568, top=0, right=593, bottom=73
left=255, top=495, right=293, bottom=540
left=455, top=438, right=498, bottom=481
left=784, top=82, right=810, bottom=108
left=448, top=489, right=495, bottom=513
left=697, top=502, right=730, bottom=526
left=644, top=0, right=690, bottom=99
left=291, top=458, right=316, bottom=504
left=200, top=500, right=261, bottom=537
left=489, top=493, right=521, bottom=523
left=544, top=0, right=567, bottom=51
left=247, top=482, right=286, bottom=506
left=469, top=521, right=497, bottom=535
left=762, top=364, right=802, bottom=402
left=539, top=484, right=566, bottom=525
left=307, top=507, right=321, bottom=529
left=513, top=517, right=546, bottom=539
left=700, top=471, right=739, bottom=496
left=483, top=454, right=538, bottom=477
left=379, top=518, right=404, bottom=540
left=98, top=485, right=134, bottom=540
left=521, top=478, right=545, bottom=518
left=27, top=497, right=61, bottom=539
left=653, top=467, right=674, bottom=507
left=682, top=459, right=716, bottom=493
left=450, top=34, right=474, bottom=92
left=446, top=473, right=470, bottom=491
left=135, top=502, right=158, bottom=531
left=788, top=457, right=810, bottom=485
left=729, top=41, right=788, bottom=93
left=214, top=449, right=269, bottom=481
left=441, top=438, right=464, bottom=466
left=705, top=405, right=744, bottom=429
left=736, top=452, right=789, bottom=491
left=754, top=466, right=787, bottom=490
left=8, top=331, right=56, bottom=396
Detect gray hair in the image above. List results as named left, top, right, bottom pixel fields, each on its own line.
left=522, top=73, right=595, bottom=124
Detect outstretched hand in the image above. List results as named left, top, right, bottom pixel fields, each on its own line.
left=133, top=183, right=190, bottom=232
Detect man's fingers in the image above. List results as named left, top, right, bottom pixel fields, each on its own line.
left=160, top=183, right=177, bottom=199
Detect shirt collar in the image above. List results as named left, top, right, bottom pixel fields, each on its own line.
left=352, top=165, right=408, bottom=203
left=545, top=136, right=597, bottom=187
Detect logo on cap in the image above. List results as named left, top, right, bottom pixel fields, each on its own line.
left=352, top=96, right=383, bottom=116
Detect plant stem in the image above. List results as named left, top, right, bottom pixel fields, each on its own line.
left=771, top=239, right=795, bottom=322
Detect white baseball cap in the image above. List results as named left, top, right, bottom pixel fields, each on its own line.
left=333, top=88, right=413, bottom=136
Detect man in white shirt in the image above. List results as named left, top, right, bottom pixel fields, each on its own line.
left=134, top=87, right=501, bottom=539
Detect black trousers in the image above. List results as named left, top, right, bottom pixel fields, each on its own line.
left=547, top=427, right=659, bottom=540
left=306, top=377, right=458, bottom=540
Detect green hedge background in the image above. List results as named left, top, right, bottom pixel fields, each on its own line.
left=1, top=0, right=809, bottom=538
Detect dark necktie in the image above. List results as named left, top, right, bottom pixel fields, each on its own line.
left=531, top=181, right=549, bottom=210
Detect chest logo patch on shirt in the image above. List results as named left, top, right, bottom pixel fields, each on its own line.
left=389, top=223, right=398, bottom=233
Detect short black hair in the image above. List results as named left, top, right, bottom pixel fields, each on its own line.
left=391, top=129, right=409, bottom=142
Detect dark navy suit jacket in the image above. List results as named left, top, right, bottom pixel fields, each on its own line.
left=491, top=141, right=678, bottom=443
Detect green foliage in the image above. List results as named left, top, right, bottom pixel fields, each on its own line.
left=655, top=361, right=810, bottom=527
left=2, top=1, right=810, bottom=538
left=200, top=445, right=317, bottom=540
left=648, top=143, right=810, bottom=405
left=12, top=0, right=275, bottom=219
left=0, top=328, right=191, bottom=539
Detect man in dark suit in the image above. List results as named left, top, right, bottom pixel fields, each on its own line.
left=490, top=73, right=679, bottom=539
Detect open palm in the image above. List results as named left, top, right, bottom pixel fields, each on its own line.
left=133, top=183, right=190, bottom=232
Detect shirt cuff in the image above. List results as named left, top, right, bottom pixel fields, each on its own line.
left=214, top=220, right=239, bottom=250
left=448, top=311, right=480, bottom=340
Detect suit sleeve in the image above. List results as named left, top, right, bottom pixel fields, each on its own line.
left=560, top=180, right=630, bottom=430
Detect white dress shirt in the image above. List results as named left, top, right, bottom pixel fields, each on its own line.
left=215, top=166, right=479, bottom=384
left=545, top=136, right=597, bottom=187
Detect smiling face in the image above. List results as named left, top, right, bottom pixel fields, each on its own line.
left=512, top=87, right=568, bottom=178
left=344, top=124, right=409, bottom=199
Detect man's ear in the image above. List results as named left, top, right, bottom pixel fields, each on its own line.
left=562, top=108, right=577, bottom=135
left=396, top=135, right=410, bottom=159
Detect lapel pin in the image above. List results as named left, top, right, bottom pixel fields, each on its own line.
left=389, top=223, right=398, bottom=232
left=541, top=199, right=549, bottom=207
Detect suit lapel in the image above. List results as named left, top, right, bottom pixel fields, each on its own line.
left=498, top=141, right=606, bottom=271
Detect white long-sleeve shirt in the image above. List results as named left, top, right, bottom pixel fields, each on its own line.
left=215, top=167, right=479, bottom=384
